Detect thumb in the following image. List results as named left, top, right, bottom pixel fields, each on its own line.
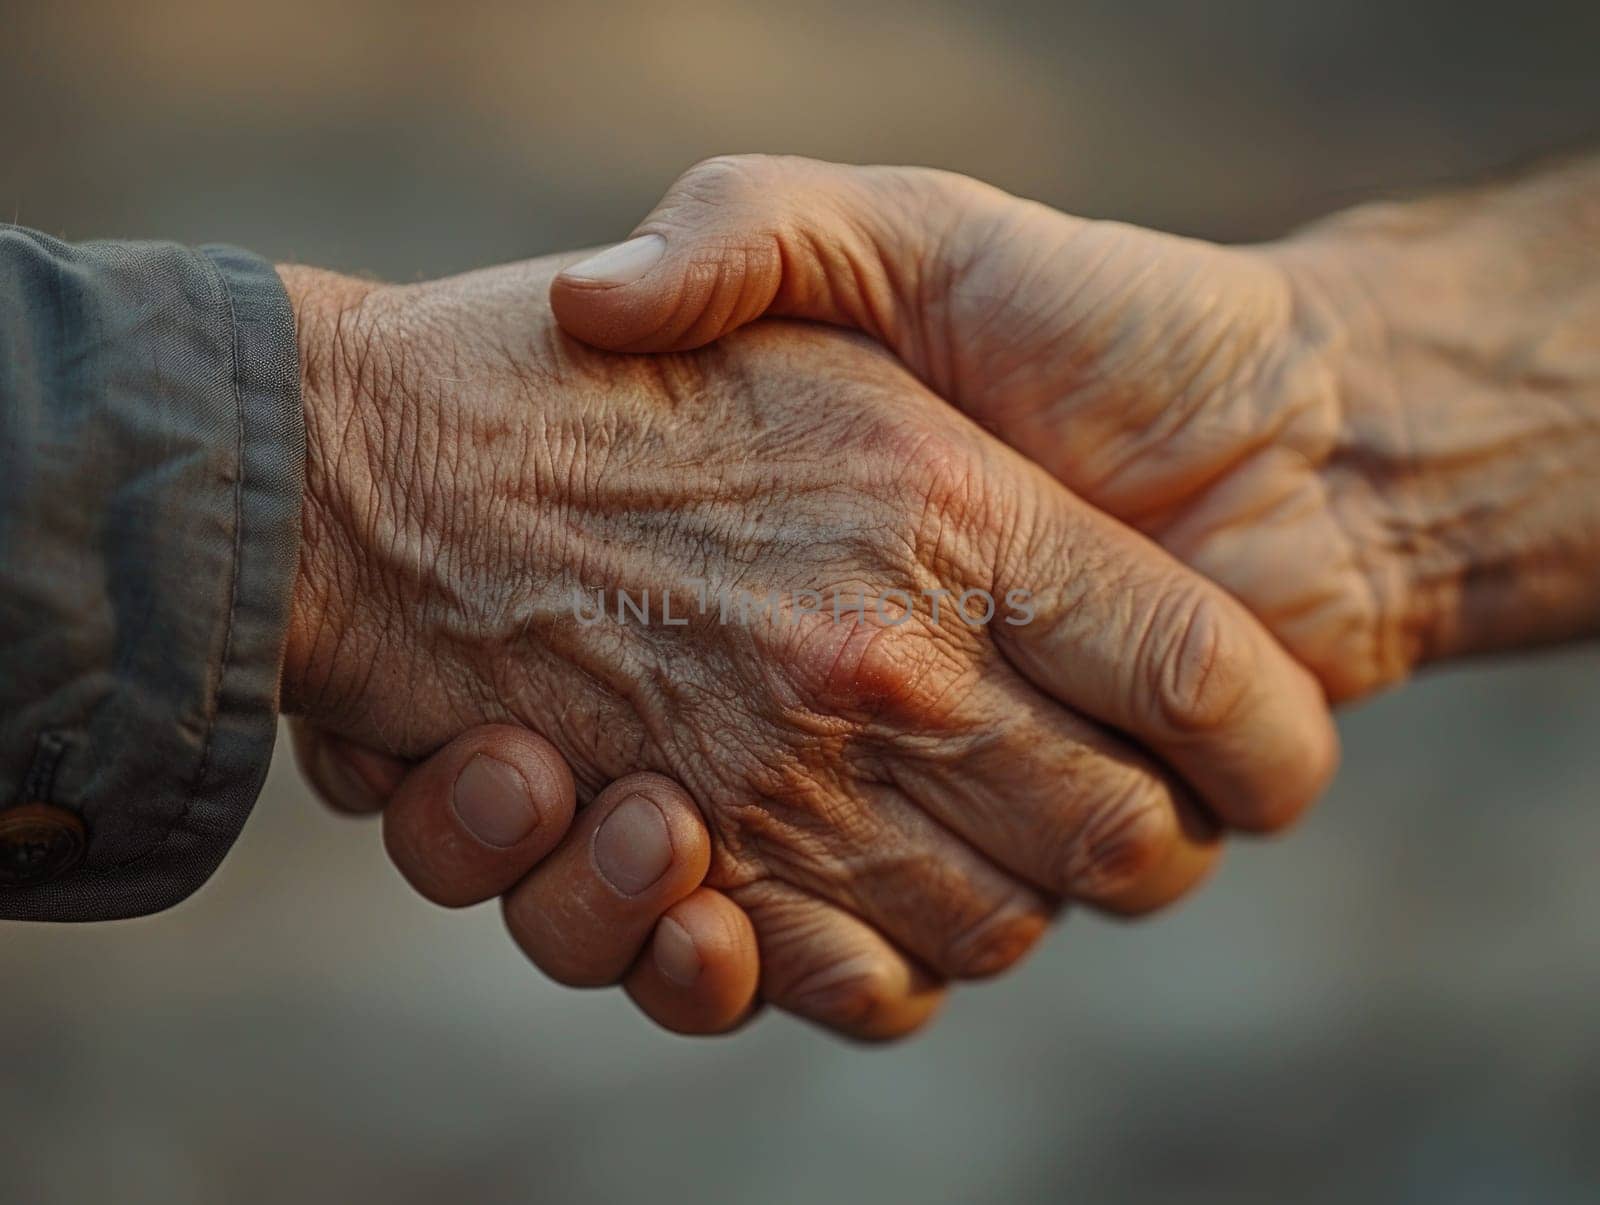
left=550, top=155, right=997, bottom=357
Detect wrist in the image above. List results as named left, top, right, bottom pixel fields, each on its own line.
left=1268, top=180, right=1600, bottom=675
left=275, top=264, right=385, bottom=719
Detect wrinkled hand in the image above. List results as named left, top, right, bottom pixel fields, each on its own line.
left=277, top=254, right=1334, bottom=1039
left=552, top=154, right=1555, bottom=700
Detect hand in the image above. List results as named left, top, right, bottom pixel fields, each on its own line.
left=292, top=721, right=759, bottom=1035
left=550, top=154, right=1600, bottom=700
left=276, top=253, right=1335, bottom=1039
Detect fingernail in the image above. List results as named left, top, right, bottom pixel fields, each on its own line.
left=315, top=741, right=378, bottom=812
left=561, top=234, right=666, bottom=286
left=654, top=917, right=701, bottom=987
left=593, top=794, right=673, bottom=896
left=452, top=755, right=537, bottom=848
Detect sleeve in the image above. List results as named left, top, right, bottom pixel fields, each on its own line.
left=0, top=227, right=303, bottom=920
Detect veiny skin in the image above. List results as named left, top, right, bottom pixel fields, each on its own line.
left=277, top=255, right=1335, bottom=1040
left=551, top=154, right=1600, bottom=703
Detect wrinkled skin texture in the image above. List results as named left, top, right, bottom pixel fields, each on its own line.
left=552, top=154, right=1600, bottom=702
left=278, top=255, right=1335, bottom=1038
left=904, top=208, right=1400, bottom=699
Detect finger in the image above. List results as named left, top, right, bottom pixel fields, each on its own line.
left=290, top=720, right=408, bottom=815
left=550, top=155, right=992, bottom=357
left=728, top=878, right=946, bottom=1043
left=501, top=773, right=710, bottom=987
left=879, top=654, right=1223, bottom=915
left=382, top=725, right=577, bottom=907
left=1096, top=794, right=1223, bottom=915
left=708, top=625, right=1055, bottom=984
left=623, top=887, right=761, bottom=1036
left=793, top=780, right=1055, bottom=982
left=992, top=461, right=1341, bottom=833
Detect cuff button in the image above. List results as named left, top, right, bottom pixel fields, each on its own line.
left=0, top=803, right=86, bottom=886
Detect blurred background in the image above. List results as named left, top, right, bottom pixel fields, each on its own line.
left=3, top=1, right=1598, bottom=1201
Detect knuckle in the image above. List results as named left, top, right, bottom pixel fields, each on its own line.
left=864, top=164, right=995, bottom=218
left=1101, top=885, right=1182, bottom=920
left=1149, top=588, right=1252, bottom=736
left=893, top=421, right=988, bottom=529
left=1233, top=790, right=1301, bottom=835
left=942, top=901, right=1048, bottom=980
left=1305, top=717, right=1342, bottom=804
left=1289, top=705, right=1342, bottom=811
left=853, top=413, right=1012, bottom=586
left=1236, top=715, right=1342, bottom=834
left=1060, top=774, right=1176, bottom=899
left=779, top=610, right=968, bottom=730
left=784, top=953, right=909, bottom=1037
left=907, top=165, right=1006, bottom=215
left=729, top=880, right=937, bottom=1042
left=916, top=163, right=996, bottom=199
left=675, top=154, right=781, bottom=208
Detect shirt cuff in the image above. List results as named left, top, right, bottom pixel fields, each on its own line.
left=0, top=231, right=303, bottom=920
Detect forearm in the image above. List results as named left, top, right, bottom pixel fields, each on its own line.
left=1276, top=155, right=1600, bottom=670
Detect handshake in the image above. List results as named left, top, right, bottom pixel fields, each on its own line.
left=282, top=154, right=1600, bottom=1040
